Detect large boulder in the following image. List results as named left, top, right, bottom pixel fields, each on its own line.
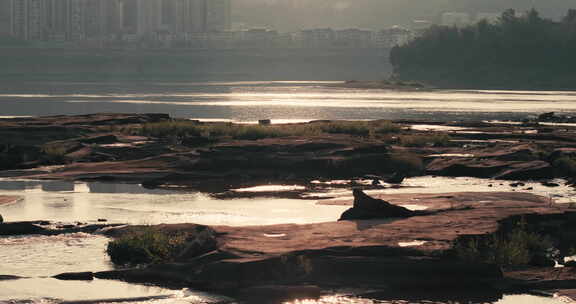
left=339, top=189, right=421, bottom=220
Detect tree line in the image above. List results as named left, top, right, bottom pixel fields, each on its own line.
left=390, top=9, right=576, bottom=88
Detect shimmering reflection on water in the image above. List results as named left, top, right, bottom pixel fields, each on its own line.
left=1, top=81, right=576, bottom=121
left=0, top=180, right=348, bottom=226
left=283, top=294, right=564, bottom=304
left=313, top=176, right=576, bottom=205
left=0, top=233, right=110, bottom=277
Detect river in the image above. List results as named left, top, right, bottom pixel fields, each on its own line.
left=1, top=81, right=575, bottom=303
left=1, top=81, right=576, bottom=121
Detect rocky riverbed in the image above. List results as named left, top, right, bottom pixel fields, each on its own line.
left=1, top=113, right=576, bottom=303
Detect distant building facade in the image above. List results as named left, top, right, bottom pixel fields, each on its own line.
left=4, top=0, right=231, bottom=42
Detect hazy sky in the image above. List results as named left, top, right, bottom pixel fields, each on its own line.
left=232, top=0, right=575, bottom=31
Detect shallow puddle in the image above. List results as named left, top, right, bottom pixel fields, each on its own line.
left=313, top=176, right=576, bottom=205
left=283, top=294, right=565, bottom=304
left=0, top=180, right=348, bottom=226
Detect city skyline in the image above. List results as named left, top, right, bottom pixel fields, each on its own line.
left=0, top=0, right=231, bottom=41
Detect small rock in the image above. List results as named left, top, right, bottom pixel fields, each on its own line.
left=97, top=218, right=108, bottom=222
left=0, top=275, right=21, bottom=281
left=565, top=261, right=576, bottom=268
left=510, top=182, right=525, bottom=188
left=259, top=119, right=272, bottom=125
left=524, top=187, right=534, bottom=190
left=542, top=182, right=560, bottom=187
left=53, top=272, right=94, bottom=281
left=0, top=214, right=3, bottom=224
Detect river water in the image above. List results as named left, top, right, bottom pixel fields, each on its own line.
left=1, top=81, right=576, bottom=121
left=1, top=81, right=575, bottom=303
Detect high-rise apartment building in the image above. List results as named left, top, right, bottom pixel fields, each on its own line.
left=10, top=0, right=46, bottom=40
left=3, top=0, right=231, bottom=42
left=0, top=0, right=11, bottom=35
left=170, top=0, right=206, bottom=33
left=206, top=0, right=230, bottom=32
left=136, top=0, right=161, bottom=36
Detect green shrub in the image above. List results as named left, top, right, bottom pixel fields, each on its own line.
left=140, top=121, right=202, bottom=138
left=453, top=218, right=554, bottom=266
left=106, top=227, right=189, bottom=265
left=319, top=121, right=371, bottom=136
left=136, top=120, right=402, bottom=141
left=41, top=144, right=68, bottom=163
left=399, top=134, right=452, bottom=147
left=553, top=157, right=576, bottom=177
left=389, top=152, right=424, bottom=175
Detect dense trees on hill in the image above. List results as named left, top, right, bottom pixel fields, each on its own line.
left=390, top=9, right=576, bottom=89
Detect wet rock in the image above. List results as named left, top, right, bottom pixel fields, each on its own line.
left=0, top=222, right=47, bottom=236
left=529, top=255, right=556, bottom=267
left=53, top=271, right=94, bottom=281
left=539, top=112, right=557, bottom=121
left=384, top=172, right=406, bottom=184
left=493, top=161, right=553, bottom=180
left=339, top=189, right=420, bottom=220
left=0, top=275, right=21, bottom=281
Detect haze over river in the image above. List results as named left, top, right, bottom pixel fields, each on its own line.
left=1, top=81, right=576, bottom=121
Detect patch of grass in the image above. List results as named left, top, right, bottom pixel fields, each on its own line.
left=553, top=157, right=576, bottom=177
left=389, top=152, right=424, bottom=175
left=453, top=218, right=554, bottom=266
left=106, top=227, right=189, bottom=265
left=399, top=133, right=452, bottom=147
left=141, top=121, right=203, bottom=139
left=41, top=144, right=68, bottom=163
left=136, top=120, right=403, bottom=141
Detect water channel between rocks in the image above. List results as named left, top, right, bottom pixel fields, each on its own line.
left=1, top=177, right=574, bottom=304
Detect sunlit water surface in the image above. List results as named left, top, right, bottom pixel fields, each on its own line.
left=2, top=81, right=575, bottom=303
left=1, top=81, right=576, bottom=121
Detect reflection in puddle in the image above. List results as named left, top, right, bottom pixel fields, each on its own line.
left=312, top=177, right=576, bottom=205
left=0, top=233, right=110, bottom=277
left=264, top=233, right=287, bottom=238
left=410, top=125, right=470, bottom=131
left=398, top=240, right=427, bottom=247
left=426, top=154, right=475, bottom=158
left=283, top=294, right=564, bottom=304
left=0, top=280, right=232, bottom=303
left=0, top=180, right=347, bottom=226
left=234, top=185, right=307, bottom=192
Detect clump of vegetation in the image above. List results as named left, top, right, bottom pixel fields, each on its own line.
left=453, top=218, right=554, bottom=266
left=106, top=227, right=190, bottom=265
left=389, top=152, right=424, bottom=175
left=41, top=144, right=68, bottom=163
left=136, top=120, right=403, bottom=142
left=391, top=9, right=576, bottom=88
left=553, top=157, right=576, bottom=177
left=398, top=133, right=452, bottom=147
